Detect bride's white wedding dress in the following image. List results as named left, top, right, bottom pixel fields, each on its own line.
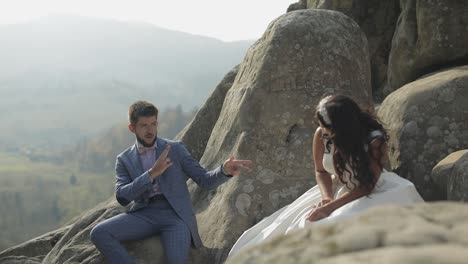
left=229, top=130, right=424, bottom=257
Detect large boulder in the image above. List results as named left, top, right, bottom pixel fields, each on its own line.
left=226, top=202, right=468, bottom=264
left=432, top=150, right=468, bottom=201
left=289, top=0, right=401, bottom=100
left=386, top=0, right=468, bottom=94
left=378, top=66, right=468, bottom=200
left=175, top=65, right=240, bottom=161
left=189, top=9, right=372, bottom=264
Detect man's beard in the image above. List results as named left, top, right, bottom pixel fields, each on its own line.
left=136, top=134, right=157, bottom=147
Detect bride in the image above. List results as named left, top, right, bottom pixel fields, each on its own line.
left=229, top=95, right=424, bottom=257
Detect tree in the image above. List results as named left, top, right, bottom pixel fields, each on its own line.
left=69, top=173, right=77, bottom=185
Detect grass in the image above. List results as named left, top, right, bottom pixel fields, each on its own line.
left=0, top=151, right=68, bottom=174
left=0, top=151, right=114, bottom=251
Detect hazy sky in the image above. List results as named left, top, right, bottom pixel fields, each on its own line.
left=0, top=0, right=296, bottom=41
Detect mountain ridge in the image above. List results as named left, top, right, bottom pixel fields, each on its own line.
left=0, top=14, right=253, bottom=149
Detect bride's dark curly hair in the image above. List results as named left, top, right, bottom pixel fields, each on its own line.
left=316, top=95, right=388, bottom=191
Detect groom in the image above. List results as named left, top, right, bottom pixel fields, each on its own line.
left=90, top=100, right=252, bottom=264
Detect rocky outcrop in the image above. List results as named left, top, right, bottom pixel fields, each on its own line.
left=189, top=9, right=372, bottom=264
left=44, top=198, right=166, bottom=263
left=287, top=0, right=307, bottom=12
left=432, top=150, right=468, bottom=201
left=386, top=0, right=468, bottom=94
left=0, top=226, right=69, bottom=264
left=226, top=202, right=468, bottom=264
left=0, top=198, right=167, bottom=264
left=289, top=0, right=400, bottom=100
left=175, top=65, right=240, bottom=161
left=378, top=66, right=468, bottom=200
left=291, top=0, right=468, bottom=99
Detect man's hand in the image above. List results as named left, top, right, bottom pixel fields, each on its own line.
left=306, top=203, right=333, bottom=222
left=223, top=156, right=253, bottom=176
left=148, top=146, right=173, bottom=179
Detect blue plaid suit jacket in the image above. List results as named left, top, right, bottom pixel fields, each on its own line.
left=114, top=137, right=230, bottom=248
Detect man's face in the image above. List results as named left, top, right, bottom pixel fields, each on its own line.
left=129, top=115, right=158, bottom=147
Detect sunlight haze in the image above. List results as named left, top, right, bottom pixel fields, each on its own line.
left=0, top=0, right=295, bottom=41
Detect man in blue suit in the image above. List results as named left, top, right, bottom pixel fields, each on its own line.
left=90, top=100, right=252, bottom=264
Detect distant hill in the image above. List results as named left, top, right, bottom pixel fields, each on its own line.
left=0, top=15, right=252, bottom=151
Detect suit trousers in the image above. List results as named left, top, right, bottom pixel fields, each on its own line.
left=90, top=197, right=191, bottom=264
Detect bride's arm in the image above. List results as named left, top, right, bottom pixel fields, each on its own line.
left=308, top=137, right=387, bottom=221
left=313, top=127, right=333, bottom=202
left=322, top=186, right=371, bottom=213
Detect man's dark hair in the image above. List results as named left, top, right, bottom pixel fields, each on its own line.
left=128, top=100, right=159, bottom=125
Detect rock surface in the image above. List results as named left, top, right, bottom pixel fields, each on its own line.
left=287, top=0, right=307, bottom=12
left=289, top=0, right=400, bottom=100
left=0, top=226, right=69, bottom=264
left=378, top=66, right=468, bottom=200
left=386, top=0, right=468, bottom=93
left=226, top=202, right=468, bottom=264
left=432, top=149, right=468, bottom=201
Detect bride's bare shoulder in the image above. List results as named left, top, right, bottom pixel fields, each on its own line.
left=314, top=126, right=323, bottom=137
